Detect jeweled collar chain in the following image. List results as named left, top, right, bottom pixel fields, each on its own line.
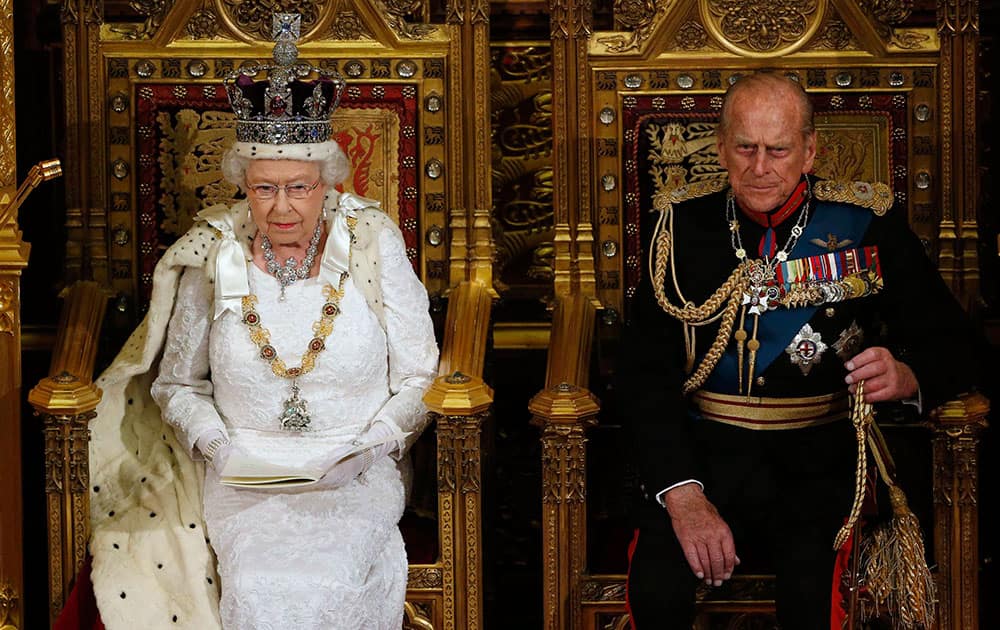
left=242, top=214, right=357, bottom=431
left=261, top=220, right=324, bottom=300
left=727, top=175, right=813, bottom=271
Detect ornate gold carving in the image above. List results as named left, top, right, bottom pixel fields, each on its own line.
left=383, top=0, right=437, bottom=39
left=470, top=0, right=489, bottom=26
left=328, top=10, right=373, bottom=40
left=866, top=0, right=911, bottom=24
left=186, top=8, right=221, bottom=39
left=813, top=14, right=857, bottom=50
left=113, top=0, right=173, bottom=39
left=0, top=582, right=18, bottom=629
left=434, top=408, right=487, bottom=630
left=403, top=600, right=435, bottom=630
left=928, top=392, right=988, bottom=629
left=939, top=0, right=979, bottom=35
left=539, top=423, right=591, bottom=503
left=492, top=45, right=554, bottom=290
left=581, top=578, right=627, bottom=602
left=674, top=20, right=709, bottom=50
left=595, top=0, right=666, bottom=53
left=60, top=1, right=78, bottom=26
left=407, top=566, right=443, bottom=589
left=221, top=0, right=324, bottom=40
left=0, top=279, right=15, bottom=335
left=0, top=0, right=14, bottom=189
left=700, top=0, right=824, bottom=57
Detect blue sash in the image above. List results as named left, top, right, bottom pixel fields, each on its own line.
left=703, top=202, right=874, bottom=394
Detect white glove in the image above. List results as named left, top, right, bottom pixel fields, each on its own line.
left=313, top=421, right=400, bottom=489
left=195, top=429, right=233, bottom=473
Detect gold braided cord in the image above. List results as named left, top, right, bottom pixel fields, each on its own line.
left=833, top=381, right=873, bottom=551
left=652, top=229, right=747, bottom=322
left=681, top=289, right=741, bottom=395
left=650, top=207, right=749, bottom=394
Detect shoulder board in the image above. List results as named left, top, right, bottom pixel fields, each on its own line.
left=653, top=178, right=728, bottom=212
left=812, top=180, right=892, bottom=216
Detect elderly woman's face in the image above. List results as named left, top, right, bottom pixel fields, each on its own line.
left=245, top=159, right=327, bottom=246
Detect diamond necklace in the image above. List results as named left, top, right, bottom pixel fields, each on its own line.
left=261, top=220, right=324, bottom=300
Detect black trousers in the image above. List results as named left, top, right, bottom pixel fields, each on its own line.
left=627, top=420, right=857, bottom=630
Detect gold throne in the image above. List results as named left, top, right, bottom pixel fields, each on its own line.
left=530, top=2, right=989, bottom=629
left=25, top=3, right=495, bottom=630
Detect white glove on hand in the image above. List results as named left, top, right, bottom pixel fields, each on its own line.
left=195, top=429, right=232, bottom=474
left=313, top=421, right=400, bottom=489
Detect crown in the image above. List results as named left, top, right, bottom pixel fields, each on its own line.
left=224, top=13, right=346, bottom=146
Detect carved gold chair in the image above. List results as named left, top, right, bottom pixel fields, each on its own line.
left=533, top=2, right=990, bottom=629
left=30, top=3, right=496, bottom=629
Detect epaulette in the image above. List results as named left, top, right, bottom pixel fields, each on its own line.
left=652, top=177, right=728, bottom=212
left=812, top=180, right=892, bottom=216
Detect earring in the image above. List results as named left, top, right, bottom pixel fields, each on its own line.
left=322, top=206, right=329, bottom=222
left=247, top=205, right=252, bottom=223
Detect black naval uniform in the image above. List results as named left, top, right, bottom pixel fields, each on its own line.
left=618, top=178, right=978, bottom=629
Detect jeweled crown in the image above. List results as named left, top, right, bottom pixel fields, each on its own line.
left=224, top=14, right=346, bottom=145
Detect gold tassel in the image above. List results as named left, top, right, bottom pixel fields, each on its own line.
left=835, top=383, right=936, bottom=628
left=734, top=306, right=748, bottom=392
left=858, top=485, right=936, bottom=628
left=745, top=314, right=760, bottom=399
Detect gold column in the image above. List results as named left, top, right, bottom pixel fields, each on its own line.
left=0, top=0, right=23, bottom=625
left=423, top=280, right=493, bottom=630
left=929, top=392, right=989, bottom=630
left=28, top=281, right=106, bottom=625
left=549, top=0, right=594, bottom=298
left=529, top=294, right=599, bottom=630
left=446, top=0, right=494, bottom=289
left=936, top=0, right=980, bottom=307
left=60, top=0, right=105, bottom=284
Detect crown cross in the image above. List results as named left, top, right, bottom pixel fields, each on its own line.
left=224, top=12, right=345, bottom=146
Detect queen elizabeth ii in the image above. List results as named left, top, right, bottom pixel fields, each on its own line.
left=86, top=14, right=437, bottom=630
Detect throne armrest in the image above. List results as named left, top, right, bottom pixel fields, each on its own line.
left=27, top=280, right=108, bottom=625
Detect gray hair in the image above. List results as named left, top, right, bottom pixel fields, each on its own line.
left=220, top=141, right=351, bottom=192
left=718, top=71, right=815, bottom=139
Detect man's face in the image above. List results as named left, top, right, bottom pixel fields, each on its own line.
left=716, top=89, right=816, bottom=214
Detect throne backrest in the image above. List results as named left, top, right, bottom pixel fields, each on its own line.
left=621, top=92, right=901, bottom=314
left=135, top=82, right=420, bottom=306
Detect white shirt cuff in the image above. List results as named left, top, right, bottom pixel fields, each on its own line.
left=654, top=479, right=704, bottom=507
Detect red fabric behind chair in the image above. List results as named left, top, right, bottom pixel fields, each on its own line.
left=54, top=554, right=105, bottom=630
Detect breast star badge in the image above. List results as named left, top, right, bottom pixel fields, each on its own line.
left=786, top=323, right=827, bottom=375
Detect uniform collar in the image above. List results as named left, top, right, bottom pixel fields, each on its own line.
left=738, top=178, right=809, bottom=228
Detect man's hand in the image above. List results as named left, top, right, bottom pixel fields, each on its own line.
left=662, top=484, right=739, bottom=586
left=844, top=347, right=918, bottom=402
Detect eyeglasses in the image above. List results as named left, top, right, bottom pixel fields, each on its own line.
left=247, top=180, right=320, bottom=200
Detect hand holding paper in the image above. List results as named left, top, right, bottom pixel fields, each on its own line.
left=219, top=423, right=409, bottom=488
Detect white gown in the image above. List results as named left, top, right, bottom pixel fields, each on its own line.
left=151, top=226, right=438, bottom=630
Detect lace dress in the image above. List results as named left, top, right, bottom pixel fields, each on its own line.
left=151, top=227, right=438, bottom=630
